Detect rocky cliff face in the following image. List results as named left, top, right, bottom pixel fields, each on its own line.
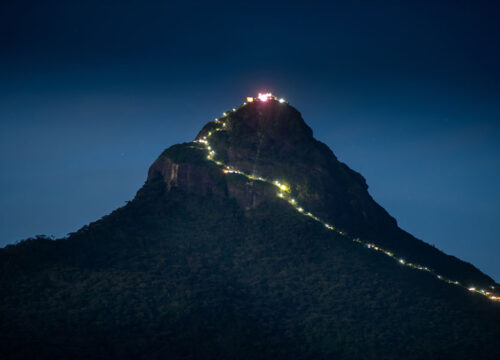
left=147, top=142, right=277, bottom=210
left=150, top=100, right=393, bottom=228
left=148, top=153, right=222, bottom=196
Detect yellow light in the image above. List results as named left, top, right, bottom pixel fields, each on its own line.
left=279, top=184, right=289, bottom=192
left=246, top=97, right=254, bottom=103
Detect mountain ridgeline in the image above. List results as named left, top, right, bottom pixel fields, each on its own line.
left=1, top=95, right=499, bottom=359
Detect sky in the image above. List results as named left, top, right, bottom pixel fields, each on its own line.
left=1, top=0, right=499, bottom=280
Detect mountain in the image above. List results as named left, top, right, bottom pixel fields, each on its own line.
left=1, top=94, right=499, bottom=360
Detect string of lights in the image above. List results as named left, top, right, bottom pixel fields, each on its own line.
left=194, top=94, right=499, bottom=303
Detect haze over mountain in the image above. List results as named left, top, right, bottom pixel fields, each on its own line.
left=1, top=94, right=499, bottom=359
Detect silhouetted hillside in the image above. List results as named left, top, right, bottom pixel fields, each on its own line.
left=1, top=95, right=499, bottom=359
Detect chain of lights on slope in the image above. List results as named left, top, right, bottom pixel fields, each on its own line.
left=193, top=93, right=499, bottom=303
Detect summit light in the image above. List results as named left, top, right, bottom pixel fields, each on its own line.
left=258, top=93, right=273, bottom=102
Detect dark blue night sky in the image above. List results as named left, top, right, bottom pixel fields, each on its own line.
left=1, top=1, right=499, bottom=280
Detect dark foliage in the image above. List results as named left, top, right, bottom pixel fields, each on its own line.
left=1, top=179, right=500, bottom=359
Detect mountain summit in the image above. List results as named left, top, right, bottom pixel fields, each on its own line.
left=149, top=94, right=496, bottom=290
left=1, top=93, right=499, bottom=359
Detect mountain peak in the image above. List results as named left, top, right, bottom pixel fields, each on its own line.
left=198, top=94, right=313, bottom=143
left=148, top=94, right=499, bottom=296
left=3, top=93, right=500, bottom=359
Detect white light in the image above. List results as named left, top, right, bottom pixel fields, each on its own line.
left=258, top=92, right=273, bottom=102
left=279, top=98, right=285, bottom=103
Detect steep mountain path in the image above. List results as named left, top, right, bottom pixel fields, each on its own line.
left=195, top=95, right=500, bottom=303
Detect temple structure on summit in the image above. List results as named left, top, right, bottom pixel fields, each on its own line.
left=246, top=93, right=286, bottom=103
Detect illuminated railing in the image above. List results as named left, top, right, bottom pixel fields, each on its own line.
left=193, top=95, right=499, bottom=303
